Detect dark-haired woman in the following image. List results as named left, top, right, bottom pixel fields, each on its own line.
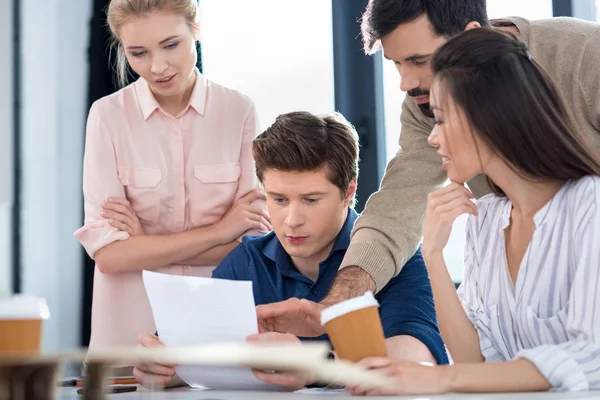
left=349, top=28, right=600, bottom=396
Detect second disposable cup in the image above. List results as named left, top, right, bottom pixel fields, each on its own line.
left=0, top=295, right=51, bottom=358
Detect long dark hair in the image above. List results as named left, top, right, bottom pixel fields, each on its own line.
left=431, top=28, right=600, bottom=195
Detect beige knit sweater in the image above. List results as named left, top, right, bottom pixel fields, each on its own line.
left=341, top=17, right=600, bottom=291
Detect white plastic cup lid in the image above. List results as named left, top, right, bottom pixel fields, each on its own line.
left=320, top=291, right=379, bottom=326
left=0, top=295, right=51, bottom=320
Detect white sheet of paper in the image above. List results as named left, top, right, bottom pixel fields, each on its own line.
left=142, top=270, right=276, bottom=390
left=295, top=388, right=348, bottom=395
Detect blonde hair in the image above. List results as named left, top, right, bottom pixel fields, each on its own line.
left=106, top=0, right=200, bottom=87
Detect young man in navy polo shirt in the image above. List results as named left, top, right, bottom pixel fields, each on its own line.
left=133, top=111, right=447, bottom=389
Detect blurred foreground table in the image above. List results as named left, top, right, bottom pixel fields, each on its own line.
left=57, top=386, right=600, bottom=400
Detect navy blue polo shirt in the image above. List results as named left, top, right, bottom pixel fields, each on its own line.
left=212, top=209, right=448, bottom=365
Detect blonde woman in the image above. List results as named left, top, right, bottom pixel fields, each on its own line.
left=74, top=0, right=270, bottom=351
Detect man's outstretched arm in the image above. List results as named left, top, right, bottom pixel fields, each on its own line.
left=326, top=99, right=445, bottom=298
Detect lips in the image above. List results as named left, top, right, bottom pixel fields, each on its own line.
left=287, top=236, right=308, bottom=244
left=438, top=153, right=451, bottom=169
left=156, top=75, right=174, bottom=83
left=411, top=95, right=430, bottom=105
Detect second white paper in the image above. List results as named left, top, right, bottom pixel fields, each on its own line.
left=142, top=270, right=277, bottom=390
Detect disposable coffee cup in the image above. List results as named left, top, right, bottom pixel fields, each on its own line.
left=0, top=295, right=50, bottom=358
left=320, top=291, right=387, bottom=363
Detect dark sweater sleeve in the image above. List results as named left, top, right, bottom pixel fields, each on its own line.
left=377, top=248, right=449, bottom=365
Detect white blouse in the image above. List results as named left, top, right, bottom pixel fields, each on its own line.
left=458, top=176, right=600, bottom=392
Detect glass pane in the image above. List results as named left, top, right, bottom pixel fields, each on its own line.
left=382, top=61, right=404, bottom=163
left=200, top=0, right=335, bottom=129
left=0, top=0, right=13, bottom=294
left=487, top=0, right=553, bottom=19
left=382, top=1, right=553, bottom=282
left=0, top=204, right=11, bottom=294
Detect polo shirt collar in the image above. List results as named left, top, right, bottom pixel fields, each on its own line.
left=262, top=208, right=359, bottom=278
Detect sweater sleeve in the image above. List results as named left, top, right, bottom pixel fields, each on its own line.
left=340, top=99, right=446, bottom=291
left=578, top=27, right=600, bottom=132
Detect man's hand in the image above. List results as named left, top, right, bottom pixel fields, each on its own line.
left=256, top=298, right=325, bottom=337
left=132, top=334, right=184, bottom=389
left=246, top=332, right=315, bottom=390
left=256, top=268, right=377, bottom=337
left=320, top=266, right=376, bottom=307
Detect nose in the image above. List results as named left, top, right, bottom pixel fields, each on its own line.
left=284, top=203, right=304, bottom=229
left=428, top=127, right=439, bottom=148
left=150, top=54, right=168, bottom=76
left=399, top=67, right=420, bottom=93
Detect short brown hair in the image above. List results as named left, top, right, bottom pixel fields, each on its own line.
left=253, top=111, right=360, bottom=208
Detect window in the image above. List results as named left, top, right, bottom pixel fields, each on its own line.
left=0, top=0, right=13, bottom=294
left=382, top=0, right=553, bottom=281
left=487, top=0, right=553, bottom=19
left=382, top=61, right=404, bottom=163
left=200, top=0, right=335, bottom=130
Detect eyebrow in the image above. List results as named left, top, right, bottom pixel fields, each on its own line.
left=384, top=53, right=433, bottom=62
left=405, top=53, right=433, bottom=61
left=126, top=35, right=181, bottom=50
left=267, top=191, right=327, bottom=197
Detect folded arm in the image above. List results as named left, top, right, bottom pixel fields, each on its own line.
left=75, top=101, right=267, bottom=274
left=92, top=227, right=232, bottom=273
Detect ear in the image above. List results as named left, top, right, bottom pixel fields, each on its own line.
left=464, top=21, right=481, bottom=31
left=343, top=179, right=357, bottom=207
left=191, top=23, right=201, bottom=41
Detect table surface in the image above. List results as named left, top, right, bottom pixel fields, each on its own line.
left=57, top=386, right=600, bottom=400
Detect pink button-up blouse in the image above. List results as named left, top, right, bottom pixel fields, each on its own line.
left=74, top=69, right=262, bottom=350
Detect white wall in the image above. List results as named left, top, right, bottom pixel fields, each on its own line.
left=0, top=0, right=13, bottom=295
left=20, top=0, right=90, bottom=351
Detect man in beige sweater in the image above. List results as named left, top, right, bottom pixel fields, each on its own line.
left=257, top=0, right=600, bottom=334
